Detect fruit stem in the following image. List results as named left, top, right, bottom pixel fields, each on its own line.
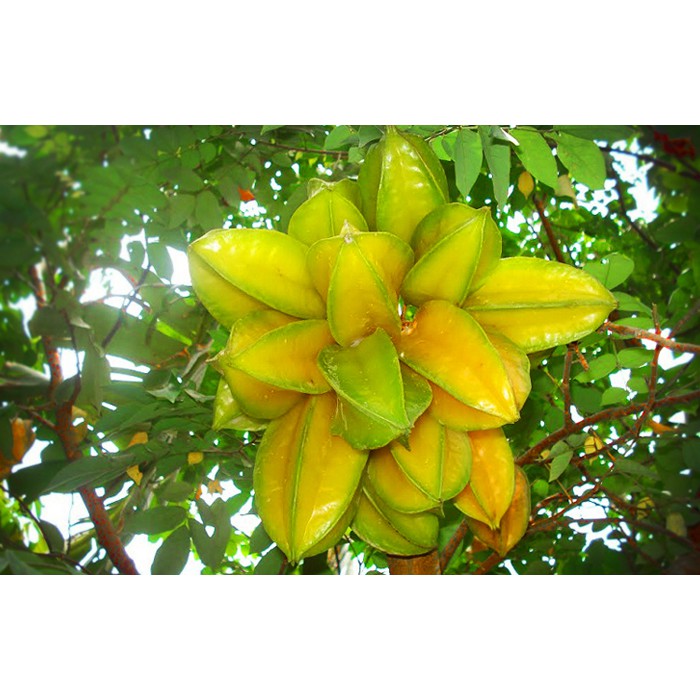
left=387, top=550, right=440, bottom=575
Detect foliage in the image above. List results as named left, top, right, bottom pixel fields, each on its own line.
left=0, top=124, right=698, bottom=575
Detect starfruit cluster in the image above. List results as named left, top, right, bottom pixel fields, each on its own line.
left=188, top=126, right=617, bottom=566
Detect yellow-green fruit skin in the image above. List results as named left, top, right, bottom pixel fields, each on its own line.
left=452, top=428, right=515, bottom=529
left=188, top=228, right=325, bottom=322
left=287, top=184, right=368, bottom=246
left=463, top=257, right=618, bottom=353
left=253, top=393, right=369, bottom=564
left=397, top=300, right=519, bottom=423
left=403, top=204, right=502, bottom=306
left=366, top=447, right=438, bottom=514
left=428, top=331, right=531, bottom=431
left=358, top=126, right=449, bottom=244
left=351, top=483, right=439, bottom=556
left=212, top=378, right=268, bottom=432
left=214, top=310, right=304, bottom=420
left=467, top=466, right=531, bottom=556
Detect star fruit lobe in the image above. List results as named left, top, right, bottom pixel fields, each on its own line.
left=463, top=257, right=618, bottom=353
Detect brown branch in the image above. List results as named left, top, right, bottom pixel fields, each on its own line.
left=516, top=390, right=700, bottom=467
left=28, top=263, right=138, bottom=575
left=602, top=322, right=700, bottom=355
left=439, top=519, right=469, bottom=573
left=473, top=551, right=503, bottom=575
left=387, top=550, right=440, bottom=575
left=562, top=344, right=575, bottom=427
left=533, top=196, right=567, bottom=263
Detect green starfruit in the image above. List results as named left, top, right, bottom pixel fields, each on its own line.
left=287, top=178, right=368, bottom=246
left=358, top=126, right=449, bottom=243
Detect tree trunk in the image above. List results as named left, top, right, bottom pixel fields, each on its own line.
left=387, top=549, right=440, bottom=575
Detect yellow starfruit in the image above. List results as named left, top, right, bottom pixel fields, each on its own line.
left=253, top=393, right=368, bottom=564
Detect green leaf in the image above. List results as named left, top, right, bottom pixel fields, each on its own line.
left=25, top=125, right=49, bottom=138
left=151, top=526, right=191, bottom=574
left=601, top=386, right=628, bottom=406
left=260, top=125, right=284, bottom=134
left=532, top=478, right=549, bottom=498
left=453, top=129, right=483, bottom=198
left=249, top=522, right=274, bottom=554
left=627, top=375, right=649, bottom=395
left=28, top=307, right=71, bottom=339
left=189, top=499, right=231, bottom=570
left=3, top=549, right=36, bottom=575
left=583, top=253, right=634, bottom=290
left=39, top=520, right=65, bottom=554
left=654, top=216, right=700, bottom=245
left=358, top=126, right=383, bottom=148
left=347, top=146, right=363, bottom=163
left=168, top=193, right=195, bottom=228
left=6, top=459, right=67, bottom=501
left=614, top=292, right=651, bottom=314
left=253, top=546, right=286, bottom=575
left=600, top=386, right=627, bottom=406
left=225, top=491, right=251, bottom=516
left=199, top=142, right=217, bottom=164
left=574, top=354, right=618, bottom=382
left=617, top=347, right=654, bottom=368
left=156, top=480, right=195, bottom=503
left=480, top=126, right=511, bottom=208
left=48, top=455, right=127, bottom=493
left=125, top=506, right=187, bottom=535
left=614, top=458, right=658, bottom=479
left=195, top=190, right=224, bottom=231
left=553, top=132, right=607, bottom=190
left=147, top=242, right=174, bottom=281
left=324, top=126, right=357, bottom=151
left=613, top=316, right=654, bottom=330
left=549, top=450, right=573, bottom=482
left=553, top=125, right=634, bottom=143
left=511, top=128, right=559, bottom=189
left=76, top=339, right=110, bottom=416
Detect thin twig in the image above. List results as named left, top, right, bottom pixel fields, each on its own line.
left=533, top=195, right=567, bottom=263
left=562, top=344, right=575, bottom=427
left=473, top=551, right=503, bottom=575
left=602, top=322, right=700, bottom=355
left=516, top=389, right=700, bottom=467
left=439, top=519, right=469, bottom=573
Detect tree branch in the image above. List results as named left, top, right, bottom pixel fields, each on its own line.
left=387, top=550, right=440, bottom=575
left=602, top=322, right=700, bottom=355
left=27, top=263, right=138, bottom=575
left=439, top=519, right=469, bottom=573
left=533, top=196, right=567, bottom=263
left=516, top=390, right=700, bottom=467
